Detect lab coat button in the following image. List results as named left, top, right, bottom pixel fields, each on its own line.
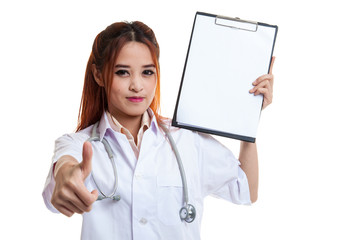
left=139, top=218, right=148, bottom=225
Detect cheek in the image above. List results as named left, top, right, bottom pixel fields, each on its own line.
left=148, top=78, right=157, bottom=96
left=110, top=80, right=126, bottom=99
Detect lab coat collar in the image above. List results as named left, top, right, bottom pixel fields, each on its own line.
left=147, top=108, right=160, bottom=137
left=147, top=110, right=171, bottom=145
left=98, top=112, right=112, bottom=141
left=97, top=109, right=163, bottom=142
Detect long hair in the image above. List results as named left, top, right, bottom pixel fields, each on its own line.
left=76, top=21, right=162, bottom=131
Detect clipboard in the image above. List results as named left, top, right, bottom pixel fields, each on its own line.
left=172, top=12, right=278, bottom=142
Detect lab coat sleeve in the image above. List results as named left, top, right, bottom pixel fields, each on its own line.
left=197, top=133, right=251, bottom=205
left=42, top=133, right=84, bottom=213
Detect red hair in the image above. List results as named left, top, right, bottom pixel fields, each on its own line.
left=76, top=21, right=162, bottom=131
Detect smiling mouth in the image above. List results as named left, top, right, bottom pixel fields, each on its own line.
left=127, top=97, right=144, bottom=103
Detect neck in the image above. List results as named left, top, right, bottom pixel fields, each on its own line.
left=111, top=112, right=142, bottom=141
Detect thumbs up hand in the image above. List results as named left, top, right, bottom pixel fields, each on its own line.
left=51, top=142, right=98, bottom=217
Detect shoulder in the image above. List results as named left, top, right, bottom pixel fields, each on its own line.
left=164, top=120, right=223, bottom=149
left=52, top=125, right=93, bottom=163
left=158, top=117, right=229, bottom=151
left=55, top=125, right=92, bottom=148
left=165, top=119, right=197, bottom=139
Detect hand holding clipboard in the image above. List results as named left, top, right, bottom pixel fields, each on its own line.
left=173, top=12, right=278, bottom=142
left=250, top=56, right=275, bottom=110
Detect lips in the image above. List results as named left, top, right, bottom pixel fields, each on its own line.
left=127, top=96, right=144, bottom=103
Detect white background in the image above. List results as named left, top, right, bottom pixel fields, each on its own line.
left=1, top=0, right=359, bottom=239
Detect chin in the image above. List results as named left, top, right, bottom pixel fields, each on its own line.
left=110, top=103, right=149, bottom=119
left=125, top=108, right=148, bottom=117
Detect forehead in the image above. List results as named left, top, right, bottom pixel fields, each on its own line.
left=116, top=41, right=154, bottom=64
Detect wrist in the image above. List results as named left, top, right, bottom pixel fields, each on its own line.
left=239, top=141, right=258, bottom=164
left=240, top=141, right=256, bottom=149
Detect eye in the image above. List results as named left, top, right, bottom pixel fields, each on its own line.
left=143, top=69, right=155, bottom=76
left=115, top=69, right=129, bottom=76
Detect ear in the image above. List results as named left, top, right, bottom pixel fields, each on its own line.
left=92, top=64, right=104, bottom=87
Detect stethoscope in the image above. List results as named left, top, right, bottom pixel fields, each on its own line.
left=87, top=121, right=196, bottom=223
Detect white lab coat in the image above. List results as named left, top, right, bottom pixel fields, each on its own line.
left=43, top=111, right=251, bottom=240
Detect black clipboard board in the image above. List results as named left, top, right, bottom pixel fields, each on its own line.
left=172, top=12, right=278, bottom=142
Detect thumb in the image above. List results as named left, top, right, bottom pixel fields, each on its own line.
left=269, top=56, right=275, bottom=74
left=80, top=141, right=93, bottom=179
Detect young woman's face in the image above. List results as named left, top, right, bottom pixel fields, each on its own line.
left=108, top=41, right=157, bottom=121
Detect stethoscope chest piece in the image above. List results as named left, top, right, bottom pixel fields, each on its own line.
left=179, top=204, right=196, bottom=223
left=89, top=121, right=197, bottom=223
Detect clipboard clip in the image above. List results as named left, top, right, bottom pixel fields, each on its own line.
left=215, top=15, right=258, bottom=32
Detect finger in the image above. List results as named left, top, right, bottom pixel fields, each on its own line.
left=91, top=189, right=99, bottom=202
left=250, top=80, right=270, bottom=93
left=255, top=88, right=272, bottom=109
left=56, top=205, right=75, bottom=217
left=64, top=200, right=84, bottom=215
left=53, top=184, right=90, bottom=213
left=71, top=191, right=93, bottom=212
left=80, top=141, right=93, bottom=179
left=57, top=198, right=84, bottom=215
left=254, top=87, right=270, bottom=96
left=252, top=56, right=275, bottom=87
left=74, top=184, right=98, bottom=209
left=52, top=199, right=76, bottom=217
left=60, top=174, right=97, bottom=210
left=253, top=73, right=274, bottom=86
left=269, top=56, right=275, bottom=74
left=52, top=171, right=95, bottom=212
left=254, top=88, right=273, bottom=107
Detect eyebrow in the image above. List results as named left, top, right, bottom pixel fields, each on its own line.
left=115, top=64, right=156, bottom=68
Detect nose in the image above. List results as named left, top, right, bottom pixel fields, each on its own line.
left=129, top=75, right=143, bottom=92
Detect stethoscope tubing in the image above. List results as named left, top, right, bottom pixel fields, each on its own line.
left=87, top=121, right=196, bottom=222
left=160, top=124, right=189, bottom=205
left=88, top=122, right=119, bottom=201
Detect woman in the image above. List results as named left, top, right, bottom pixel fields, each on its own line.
left=43, top=21, right=274, bottom=239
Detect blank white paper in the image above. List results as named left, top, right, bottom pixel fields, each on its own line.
left=175, top=13, right=277, bottom=141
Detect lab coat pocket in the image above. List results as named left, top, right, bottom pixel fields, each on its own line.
left=157, top=174, right=183, bottom=226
